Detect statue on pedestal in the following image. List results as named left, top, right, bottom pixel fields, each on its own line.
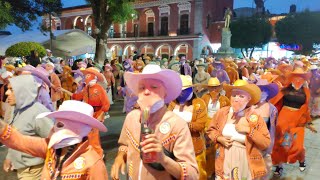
left=224, top=8, right=233, bottom=29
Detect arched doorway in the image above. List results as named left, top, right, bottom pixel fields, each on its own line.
left=123, top=44, right=137, bottom=58
left=155, top=44, right=173, bottom=59
left=174, top=43, right=193, bottom=60
left=110, top=45, right=123, bottom=60
left=85, top=15, right=94, bottom=36
left=200, top=45, right=214, bottom=58
left=140, top=44, right=154, bottom=59
left=73, top=16, right=85, bottom=31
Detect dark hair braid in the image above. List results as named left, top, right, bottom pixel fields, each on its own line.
left=55, top=145, right=77, bottom=180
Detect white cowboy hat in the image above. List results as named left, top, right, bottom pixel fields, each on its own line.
left=124, top=64, right=182, bottom=103
left=36, top=100, right=107, bottom=132
left=310, top=65, right=318, bottom=70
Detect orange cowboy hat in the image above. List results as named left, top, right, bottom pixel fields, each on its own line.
left=81, top=67, right=104, bottom=82
left=288, top=68, right=311, bottom=81
left=224, top=79, right=261, bottom=106
left=267, top=68, right=282, bottom=76
left=277, top=64, right=293, bottom=73
left=5, top=64, right=15, bottom=72
left=63, top=66, right=72, bottom=72
left=260, top=72, right=278, bottom=83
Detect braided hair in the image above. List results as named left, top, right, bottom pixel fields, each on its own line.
left=51, top=144, right=77, bottom=180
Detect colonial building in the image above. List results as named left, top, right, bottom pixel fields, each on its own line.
left=43, top=0, right=233, bottom=60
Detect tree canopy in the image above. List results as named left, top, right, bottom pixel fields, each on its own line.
left=0, top=0, right=62, bottom=31
left=86, top=0, right=136, bottom=63
left=230, top=16, right=272, bottom=58
left=5, top=42, right=46, bottom=57
left=275, top=11, right=320, bottom=55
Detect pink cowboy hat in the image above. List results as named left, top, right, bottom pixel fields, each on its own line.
left=105, top=64, right=113, bottom=70
left=36, top=100, right=107, bottom=132
left=124, top=64, right=182, bottom=103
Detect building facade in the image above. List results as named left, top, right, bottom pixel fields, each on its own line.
left=43, top=0, right=233, bottom=60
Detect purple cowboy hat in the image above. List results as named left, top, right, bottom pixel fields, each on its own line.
left=212, top=60, right=225, bottom=69
left=72, top=69, right=84, bottom=76
left=256, top=79, right=279, bottom=100
left=24, top=66, right=51, bottom=87
left=16, top=65, right=36, bottom=72
left=36, top=100, right=107, bottom=132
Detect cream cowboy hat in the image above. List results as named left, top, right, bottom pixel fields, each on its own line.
left=124, top=64, right=182, bottom=103
left=180, top=75, right=193, bottom=90
left=36, top=100, right=107, bottom=132
left=224, top=79, right=261, bottom=106
left=206, top=77, right=221, bottom=87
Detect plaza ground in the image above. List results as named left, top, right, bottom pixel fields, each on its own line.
left=0, top=101, right=319, bottom=180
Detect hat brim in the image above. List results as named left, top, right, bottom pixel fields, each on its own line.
left=29, top=69, right=51, bottom=87
left=224, top=84, right=261, bottom=106
left=81, top=69, right=104, bottom=82
left=36, top=111, right=107, bottom=132
left=124, top=70, right=182, bottom=103
left=288, top=72, right=311, bottom=80
left=258, top=83, right=279, bottom=100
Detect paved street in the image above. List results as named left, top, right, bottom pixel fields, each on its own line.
left=0, top=101, right=319, bottom=180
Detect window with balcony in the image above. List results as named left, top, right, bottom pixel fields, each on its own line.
left=148, top=22, right=154, bottom=36
left=180, top=14, right=189, bottom=35
left=134, top=24, right=139, bottom=37
left=160, top=17, right=168, bottom=36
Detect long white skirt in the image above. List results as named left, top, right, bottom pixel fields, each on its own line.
left=106, top=88, right=114, bottom=105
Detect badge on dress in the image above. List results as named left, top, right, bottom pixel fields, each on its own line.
left=74, top=157, right=86, bottom=170
left=160, top=122, right=171, bottom=134
left=249, top=114, right=258, bottom=123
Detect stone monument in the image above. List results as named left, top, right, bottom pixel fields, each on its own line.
left=215, top=8, right=235, bottom=58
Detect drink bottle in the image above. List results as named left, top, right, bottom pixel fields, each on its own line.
left=141, top=108, right=157, bottom=163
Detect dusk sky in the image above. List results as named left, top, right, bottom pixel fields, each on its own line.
left=5, top=0, right=320, bottom=34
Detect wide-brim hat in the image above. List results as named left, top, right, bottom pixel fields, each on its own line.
left=288, top=67, right=311, bottom=80
left=124, top=64, right=182, bottom=103
left=71, top=69, right=84, bottom=76
left=168, top=60, right=180, bottom=69
left=63, top=66, right=72, bottom=72
left=28, top=67, right=51, bottom=87
left=206, top=77, right=221, bottom=87
left=105, top=64, right=113, bottom=70
left=277, top=64, right=293, bottom=73
left=36, top=100, right=107, bottom=132
left=196, top=63, right=207, bottom=67
left=180, top=75, right=193, bottom=90
left=256, top=79, right=279, bottom=100
left=5, top=64, right=15, bottom=72
left=81, top=67, right=104, bottom=82
left=267, top=68, right=282, bottom=75
left=260, top=72, right=278, bottom=83
left=310, top=65, right=318, bottom=70
left=224, top=79, right=261, bottom=106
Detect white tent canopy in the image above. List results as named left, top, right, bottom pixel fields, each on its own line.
left=0, top=29, right=96, bottom=57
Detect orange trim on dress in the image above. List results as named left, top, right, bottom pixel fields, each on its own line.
left=1, top=125, right=12, bottom=140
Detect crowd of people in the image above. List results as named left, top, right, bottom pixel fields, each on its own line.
left=0, top=50, right=319, bottom=180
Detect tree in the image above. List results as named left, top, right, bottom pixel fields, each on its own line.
left=5, top=42, right=46, bottom=57
left=230, top=16, right=272, bottom=58
left=86, top=0, right=136, bottom=63
left=0, top=2, right=14, bottom=29
left=0, top=0, right=62, bottom=31
left=275, top=11, right=320, bottom=55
